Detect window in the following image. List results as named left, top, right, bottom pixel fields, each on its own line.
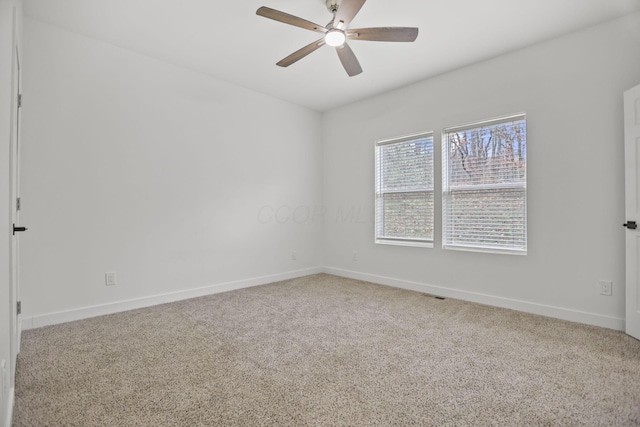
left=442, top=114, right=527, bottom=254
left=375, top=132, right=434, bottom=247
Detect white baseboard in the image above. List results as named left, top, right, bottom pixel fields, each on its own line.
left=22, top=267, right=323, bottom=330
left=20, top=265, right=625, bottom=332
left=323, top=267, right=626, bottom=331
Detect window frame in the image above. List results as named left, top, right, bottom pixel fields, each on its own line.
left=375, top=131, right=434, bottom=248
left=442, top=113, right=527, bottom=255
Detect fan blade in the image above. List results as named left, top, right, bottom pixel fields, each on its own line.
left=335, top=43, right=362, bottom=77
left=347, top=27, right=419, bottom=42
left=333, top=0, right=366, bottom=29
left=257, top=7, right=327, bottom=34
left=277, top=38, right=326, bottom=67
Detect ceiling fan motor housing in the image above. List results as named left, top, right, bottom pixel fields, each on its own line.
left=325, top=0, right=341, bottom=13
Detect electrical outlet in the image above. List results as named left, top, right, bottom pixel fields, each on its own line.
left=352, top=251, right=358, bottom=262
left=599, top=280, right=612, bottom=296
left=105, top=272, right=116, bottom=286
left=292, top=251, right=297, bottom=261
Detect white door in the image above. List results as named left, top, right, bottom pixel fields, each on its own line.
left=9, top=40, right=24, bottom=383
left=624, top=83, right=640, bottom=341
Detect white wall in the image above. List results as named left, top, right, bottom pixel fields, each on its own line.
left=322, top=13, right=640, bottom=329
left=20, top=18, right=323, bottom=326
left=19, top=12, right=640, bottom=332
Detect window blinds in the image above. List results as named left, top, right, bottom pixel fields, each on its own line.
left=375, top=133, right=434, bottom=245
left=442, top=115, right=527, bottom=253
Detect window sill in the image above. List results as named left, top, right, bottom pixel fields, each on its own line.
left=443, top=244, right=527, bottom=256
left=375, top=239, right=433, bottom=249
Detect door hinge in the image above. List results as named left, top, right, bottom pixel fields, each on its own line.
left=18, top=93, right=22, bottom=109
left=17, top=301, right=21, bottom=315
left=16, top=197, right=20, bottom=211
left=623, top=220, right=638, bottom=229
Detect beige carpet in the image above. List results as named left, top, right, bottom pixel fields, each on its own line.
left=13, top=274, right=640, bottom=426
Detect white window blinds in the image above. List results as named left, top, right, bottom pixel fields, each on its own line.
left=443, top=115, right=527, bottom=253
left=375, top=133, right=434, bottom=246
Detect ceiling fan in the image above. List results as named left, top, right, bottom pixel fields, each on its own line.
left=256, top=0, right=419, bottom=77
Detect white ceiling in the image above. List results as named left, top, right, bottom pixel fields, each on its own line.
left=23, top=0, right=640, bottom=112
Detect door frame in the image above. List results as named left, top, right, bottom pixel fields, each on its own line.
left=624, top=83, right=640, bottom=341
left=8, top=7, right=22, bottom=388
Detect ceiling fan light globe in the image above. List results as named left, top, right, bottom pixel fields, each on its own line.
left=325, top=30, right=346, bottom=47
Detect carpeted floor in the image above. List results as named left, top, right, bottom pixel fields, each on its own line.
left=13, top=274, right=640, bottom=426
